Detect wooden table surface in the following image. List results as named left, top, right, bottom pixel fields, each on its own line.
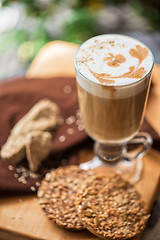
left=0, top=41, right=160, bottom=240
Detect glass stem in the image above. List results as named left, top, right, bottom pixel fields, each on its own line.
left=94, top=142, right=126, bottom=162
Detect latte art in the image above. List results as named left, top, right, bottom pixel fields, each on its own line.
left=75, top=34, right=153, bottom=143
left=76, top=35, right=153, bottom=86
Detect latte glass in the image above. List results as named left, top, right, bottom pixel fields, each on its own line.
left=74, top=34, right=154, bottom=183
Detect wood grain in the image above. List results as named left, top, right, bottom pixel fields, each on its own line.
left=146, top=64, right=160, bottom=135
left=0, top=148, right=159, bottom=240
left=0, top=41, right=159, bottom=240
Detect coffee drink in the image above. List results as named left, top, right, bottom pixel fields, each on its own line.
left=75, top=35, right=153, bottom=144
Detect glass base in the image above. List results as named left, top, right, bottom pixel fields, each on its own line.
left=80, top=156, right=143, bottom=184
left=80, top=132, right=152, bottom=184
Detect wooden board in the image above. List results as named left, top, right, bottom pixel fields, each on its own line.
left=0, top=149, right=159, bottom=240
left=146, top=64, right=160, bottom=135
left=0, top=41, right=160, bottom=240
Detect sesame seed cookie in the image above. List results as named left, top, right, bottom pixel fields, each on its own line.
left=76, top=174, right=149, bottom=239
left=37, top=165, right=95, bottom=230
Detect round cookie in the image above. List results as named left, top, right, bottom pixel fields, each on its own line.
left=76, top=174, right=149, bottom=239
left=37, top=165, right=95, bottom=230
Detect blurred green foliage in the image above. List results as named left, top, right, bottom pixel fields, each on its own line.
left=130, top=0, right=160, bottom=31
left=0, top=0, right=160, bottom=64
left=59, top=9, right=98, bottom=43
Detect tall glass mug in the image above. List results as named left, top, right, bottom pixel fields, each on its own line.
left=74, top=34, right=154, bottom=183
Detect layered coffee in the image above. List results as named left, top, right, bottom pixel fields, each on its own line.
left=75, top=35, right=153, bottom=144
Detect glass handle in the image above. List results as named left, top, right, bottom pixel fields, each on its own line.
left=124, top=132, right=153, bottom=161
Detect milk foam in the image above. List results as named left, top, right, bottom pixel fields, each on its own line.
left=75, top=34, right=153, bottom=86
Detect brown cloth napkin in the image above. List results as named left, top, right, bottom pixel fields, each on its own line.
left=0, top=76, right=159, bottom=197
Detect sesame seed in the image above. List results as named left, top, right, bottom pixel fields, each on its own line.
left=59, top=135, right=66, bottom=142
left=18, top=177, right=25, bottom=183
left=66, top=116, right=76, bottom=125
left=76, top=110, right=81, bottom=118
left=78, top=124, right=84, bottom=131
left=14, top=173, right=18, bottom=178
left=35, top=182, right=40, bottom=187
left=63, top=85, right=72, bottom=94
left=76, top=119, right=81, bottom=125
left=31, top=186, right=36, bottom=192
left=16, top=168, right=21, bottom=173
left=67, top=128, right=74, bottom=135
left=30, top=172, right=40, bottom=179
left=8, top=165, right=14, bottom=171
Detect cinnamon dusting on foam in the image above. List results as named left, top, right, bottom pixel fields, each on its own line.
left=77, top=39, right=148, bottom=84
left=76, top=35, right=152, bottom=86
